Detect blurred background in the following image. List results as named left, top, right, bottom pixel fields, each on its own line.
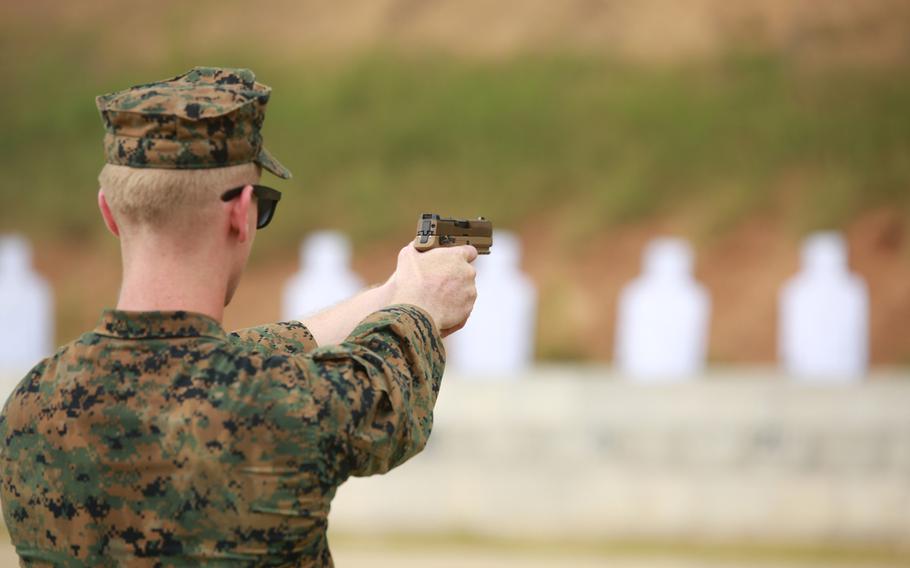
left=1, top=0, right=909, bottom=566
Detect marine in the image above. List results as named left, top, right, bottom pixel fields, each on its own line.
left=0, top=67, right=478, bottom=566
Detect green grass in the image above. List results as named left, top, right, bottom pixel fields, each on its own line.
left=2, top=52, right=909, bottom=253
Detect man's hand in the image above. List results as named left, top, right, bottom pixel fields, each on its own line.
left=300, top=241, right=477, bottom=344
left=387, top=244, right=478, bottom=337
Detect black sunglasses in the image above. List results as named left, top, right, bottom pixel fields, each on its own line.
left=221, top=185, right=282, bottom=229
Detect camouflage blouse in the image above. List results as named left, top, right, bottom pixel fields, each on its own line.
left=0, top=305, right=444, bottom=567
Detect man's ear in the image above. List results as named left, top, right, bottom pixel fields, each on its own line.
left=228, top=185, right=255, bottom=244
left=97, top=189, right=120, bottom=238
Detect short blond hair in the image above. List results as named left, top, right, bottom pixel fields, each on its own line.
left=98, top=163, right=261, bottom=229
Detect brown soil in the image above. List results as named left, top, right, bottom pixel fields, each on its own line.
left=35, top=208, right=909, bottom=365
left=7, top=0, right=910, bottom=65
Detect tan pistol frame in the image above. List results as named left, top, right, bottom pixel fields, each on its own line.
left=413, top=213, right=492, bottom=254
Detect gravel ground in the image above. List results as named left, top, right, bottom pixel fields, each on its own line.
left=3, top=541, right=904, bottom=568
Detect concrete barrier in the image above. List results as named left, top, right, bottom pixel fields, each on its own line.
left=0, top=367, right=906, bottom=548
left=331, top=368, right=910, bottom=547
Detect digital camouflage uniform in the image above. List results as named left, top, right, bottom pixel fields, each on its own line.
left=0, top=68, right=447, bottom=566
left=0, top=307, right=444, bottom=566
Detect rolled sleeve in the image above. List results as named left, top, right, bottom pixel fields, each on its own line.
left=304, top=305, right=445, bottom=479
left=230, top=320, right=319, bottom=356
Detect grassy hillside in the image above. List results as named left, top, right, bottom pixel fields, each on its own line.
left=2, top=53, right=909, bottom=252
left=2, top=23, right=910, bottom=362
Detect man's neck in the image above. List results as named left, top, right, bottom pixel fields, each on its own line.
left=116, top=240, right=229, bottom=323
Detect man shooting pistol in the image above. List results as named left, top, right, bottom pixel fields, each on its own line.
left=0, top=67, right=480, bottom=567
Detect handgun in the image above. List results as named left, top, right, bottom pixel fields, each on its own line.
left=413, top=213, right=492, bottom=254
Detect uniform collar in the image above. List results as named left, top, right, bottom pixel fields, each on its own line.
left=94, top=309, right=228, bottom=341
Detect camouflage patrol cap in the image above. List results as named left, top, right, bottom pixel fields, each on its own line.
left=95, top=66, right=291, bottom=179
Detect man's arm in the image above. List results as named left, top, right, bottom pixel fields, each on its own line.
left=230, top=286, right=389, bottom=353
left=300, top=281, right=394, bottom=347
left=300, top=242, right=479, bottom=345
left=255, top=243, right=476, bottom=480
left=233, top=242, right=476, bottom=357
left=230, top=289, right=388, bottom=355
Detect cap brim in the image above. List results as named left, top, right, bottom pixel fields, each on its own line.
left=256, top=147, right=292, bottom=180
